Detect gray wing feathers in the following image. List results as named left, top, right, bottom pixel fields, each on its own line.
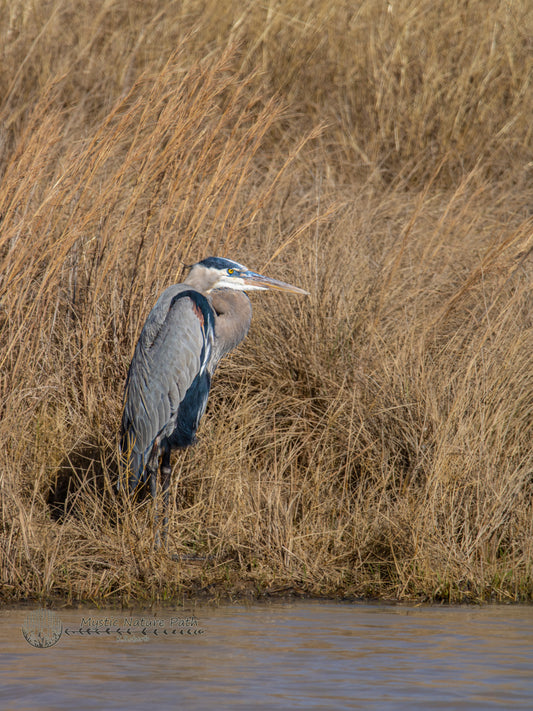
left=121, top=285, right=210, bottom=486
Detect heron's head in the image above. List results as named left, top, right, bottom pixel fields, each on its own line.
left=185, top=257, right=309, bottom=295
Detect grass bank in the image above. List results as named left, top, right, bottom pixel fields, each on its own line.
left=0, top=0, right=532, bottom=604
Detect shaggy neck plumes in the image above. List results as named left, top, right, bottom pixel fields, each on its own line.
left=209, top=289, right=252, bottom=364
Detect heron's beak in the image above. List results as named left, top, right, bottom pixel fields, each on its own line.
left=241, top=271, right=309, bottom=295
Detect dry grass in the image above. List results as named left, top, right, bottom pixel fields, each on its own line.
left=0, top=0, right=532, bottom=604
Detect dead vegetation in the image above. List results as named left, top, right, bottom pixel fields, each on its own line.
left=0, top=0, right=532, bottom=604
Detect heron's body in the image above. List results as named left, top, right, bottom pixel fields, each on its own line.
left=121, top=283, right=251, bottom=490
left=120, top=256, right=307, bottom=535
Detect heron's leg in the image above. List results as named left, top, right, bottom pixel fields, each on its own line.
left=145, top=450, right=160, bottom=547
left=160, top=448, right=172, bottom=546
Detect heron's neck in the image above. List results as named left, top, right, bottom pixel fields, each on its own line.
left=184, top=268, right=211, bottom=292
left=209, top=289, right=252, bottom=360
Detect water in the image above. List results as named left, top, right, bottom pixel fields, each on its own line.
left=1, top=600, right=532, bottom=710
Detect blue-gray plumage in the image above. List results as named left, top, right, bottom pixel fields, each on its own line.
left=120, top=257, right=308, bottom=533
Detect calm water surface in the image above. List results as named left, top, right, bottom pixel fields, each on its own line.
left=1, top=600, right=532, bottom=710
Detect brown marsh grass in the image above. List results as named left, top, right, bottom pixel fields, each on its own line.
left=0, top=0, right=532, bottom=603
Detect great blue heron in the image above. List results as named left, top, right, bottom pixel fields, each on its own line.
left=120, top=256, right=308, bottom=538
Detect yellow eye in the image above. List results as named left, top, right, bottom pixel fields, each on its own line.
left=227, top=268, right=234, bottom=274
